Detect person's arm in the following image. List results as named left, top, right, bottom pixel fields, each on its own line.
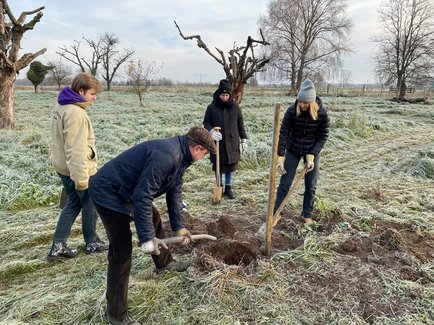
left=277, top=106, right=293, bottom=157
left=311, top=107, right=330, bottom=155
left=203, top=105, right=214, bottom=131
left=165, top=177, right=185, bottom=232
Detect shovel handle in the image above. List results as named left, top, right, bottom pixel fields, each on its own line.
left=214, top=127, right=221, bottom=187
left=162, top=234, right=217, bottom=245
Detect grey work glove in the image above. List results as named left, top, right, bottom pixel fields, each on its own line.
left=210, top=129, right=222, bottom=141
left=240, top=139, right=248, bottom=154
left=141, top=237, right=168, bottom=255
left=175, top=228, right=192, bottom=246
left=277, top=156, right=286, bottom=175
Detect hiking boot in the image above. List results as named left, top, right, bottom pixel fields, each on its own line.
left=224, top=185, right=235, bottom=199
left=107, top=313, right=140, bottom=325
left=155, top=258, right=191, bottom=274
left=304, top=218, right=314, bottom=225
left=84, top=238, right=109, bottom=254
left=47, top=242, right=78, bottom=261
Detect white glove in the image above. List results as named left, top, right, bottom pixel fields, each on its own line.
left=305, top=154, right=315, bottom=172
left=240, top=139, right=248, bottom=154
left=210, top=129, right=222, bottom=141
left=277, top=156, right=286, bottom=175
left=141, top=237, right=168, bottom=255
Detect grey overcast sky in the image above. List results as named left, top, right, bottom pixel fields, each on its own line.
left=12, top=0, right=379, bottom=84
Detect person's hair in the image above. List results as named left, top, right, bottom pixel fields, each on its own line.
left=296, top=101, right=319, bottom=120
left=70, top=73, right=103, bottom=93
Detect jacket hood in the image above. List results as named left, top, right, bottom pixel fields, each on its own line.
left=58, top=87, right=86, bottom=106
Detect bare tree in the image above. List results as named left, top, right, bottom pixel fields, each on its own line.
left=125, top=59, right=161, bottom=107
left=174, top=21, right=271, bottom=104
left=46, top=59, right=73, bottom=90
left=57, top=37, right=103, bottom=76
left=57, top=32, right=135, bottom=90
left=373, top=0, right=434, bottom=99
left=259, top=0, right=353, bottom=92
left=0, top=0, right=46, bottom=129
left=100, top=32, right=135, bottom=91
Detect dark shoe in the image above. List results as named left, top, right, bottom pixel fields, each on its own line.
left=47, top=242, right=78, bottom=261
left=84, top=238, right=109, bottom=254
left=107, top=313, right=140, bottom=325
left=224, top=185, right=235, bottom=199
left=155, top=258, right=191, bottom=274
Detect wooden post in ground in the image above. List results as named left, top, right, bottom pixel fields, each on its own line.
left=264, top=103, right=281, bottom=256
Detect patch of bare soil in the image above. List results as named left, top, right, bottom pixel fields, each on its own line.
left=162, top=209, right=433, bottom=323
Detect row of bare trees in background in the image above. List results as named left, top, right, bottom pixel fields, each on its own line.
left=1, top=0, right=434, bottom=129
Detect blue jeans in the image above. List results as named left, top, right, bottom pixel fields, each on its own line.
left=219, top=171, right=233, bottom=186
left=274, top=151, right=320, bottom=218
left=52, top=173, right=98, bottom=243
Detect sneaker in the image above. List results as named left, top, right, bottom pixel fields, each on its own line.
left=84, top=238, right=109, bottom=254
left=155, top=258, right=191, bottom=274
left=107, top=313, right=140, bottom=325
left=47, top=242, right=78, bottom=261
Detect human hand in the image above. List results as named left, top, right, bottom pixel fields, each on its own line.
left=240, top=139, right=248, bottom=154
left=305, top=154, right=315, bottom=172
left=210, top=129, right=222, bottom=141
left=141, top=237, right=168, bottom=255
left=175, top=228, right=192, bottom=246
left=277, top=156, right=286, bottom=175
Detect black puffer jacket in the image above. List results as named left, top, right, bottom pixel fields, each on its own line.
left=203, top=95, right=247, bottom=166
left=278, top=97, right=330, bottom=157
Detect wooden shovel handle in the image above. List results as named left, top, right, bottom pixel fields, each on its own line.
left=162, top=234, right=217, bottom=245
left=214, top=127, right=221, bottom=187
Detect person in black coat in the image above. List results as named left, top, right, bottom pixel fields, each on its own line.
left=203, top=79, right=248, bottom=199
left=89, top=126, right=216, bottom=325
left=274, top=79, right=330, bottom=224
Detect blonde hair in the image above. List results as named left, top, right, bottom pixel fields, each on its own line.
left=71, top=73, right=103, bottom=93
left=296, top=101, right=319, bottom=120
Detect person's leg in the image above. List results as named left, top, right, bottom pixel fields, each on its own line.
left=274, top=151, right=301, bottom=213
left=151, top=206, right=173, bottom=269
left=302, top=154, right=320, bottom=219
left=52, top=174, right=82, bottom=243
left=95, top=204, right=132, bottom=321
left=77, top=188, right=97, bottom=244
left=223, top=171, right=235, bottom=199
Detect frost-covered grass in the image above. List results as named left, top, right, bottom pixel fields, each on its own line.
left=0, top=88, right=433, bottom=324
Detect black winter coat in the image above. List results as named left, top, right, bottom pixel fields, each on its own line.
left=89, top=136, right=192, bottom=244
left=203, top=98, right=247, bottom=167
left=278, top=97, right=330, bottom=157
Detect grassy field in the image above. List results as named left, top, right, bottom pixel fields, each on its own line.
left=0, top=87, right=433, bottom=324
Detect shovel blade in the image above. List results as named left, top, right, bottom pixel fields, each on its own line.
left=212, top=186, right=223, bottom=204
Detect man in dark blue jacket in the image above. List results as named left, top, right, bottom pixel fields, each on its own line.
left=89, top=126, right=216, bottom=325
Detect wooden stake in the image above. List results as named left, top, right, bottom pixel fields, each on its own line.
left=264, top=103, right=281, bottom=256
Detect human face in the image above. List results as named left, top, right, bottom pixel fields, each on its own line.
left=298, top=101, right=310, bottom=111
left=219, top=93, right=230, bottom=102
left=79, top=87, right=98, bottom=103
left=190, top=145, right=209, bottom=162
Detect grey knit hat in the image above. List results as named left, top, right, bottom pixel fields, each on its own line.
left=297, top=79, right=316, bottom=102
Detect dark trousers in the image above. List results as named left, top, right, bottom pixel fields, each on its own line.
left=94, top=204, right=173, bottom=319
left=274, top=151, right=320, bottom=218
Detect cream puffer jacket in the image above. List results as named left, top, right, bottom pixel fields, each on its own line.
left=50, top=102, right=97, bottom=190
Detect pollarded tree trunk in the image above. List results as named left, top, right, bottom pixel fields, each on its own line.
left=0, top=74, right=16, bottom=129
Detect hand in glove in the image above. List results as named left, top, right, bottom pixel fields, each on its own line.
left=175, top=228, right=192, bottom=246
left=141, top=237, right=168, bottom=255
left=210, top=129, right=222, bottom=141
left=277, top=156, right=286, bottom=175
left=240, top=139, right=248, bottom=154
left=305, top=154, right=315, bottom=172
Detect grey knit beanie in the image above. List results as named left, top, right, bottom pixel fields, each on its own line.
left=297, top=79, right=316, bottom=102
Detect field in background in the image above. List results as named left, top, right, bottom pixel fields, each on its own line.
left=0, top=88, right=433, bottom=324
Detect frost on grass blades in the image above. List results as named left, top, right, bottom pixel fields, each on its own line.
left=0, top=88, right=433, bottom=324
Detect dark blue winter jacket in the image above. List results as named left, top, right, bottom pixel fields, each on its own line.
left=89, top=136, right=192, bottom=244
